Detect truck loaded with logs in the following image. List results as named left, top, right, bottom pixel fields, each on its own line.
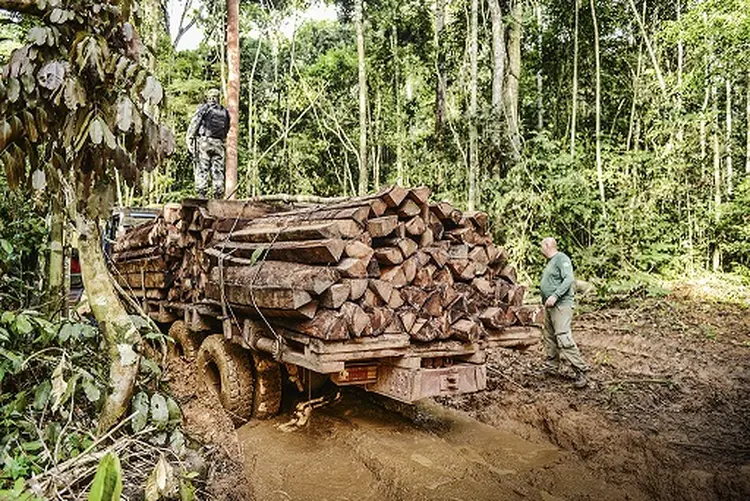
left=109, top=186, right=543, bottom=425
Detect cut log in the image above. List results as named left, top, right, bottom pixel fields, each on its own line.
left=469, top=246, right=489, bottom=264
left=379, top=185, right=409, bottom=208
left=510, top=305, right=544, bottom=325
left=401, top=258, right=417, bottom=284
left=345, top=240, right=375, bottom=260
left=207, top=259, right=339, bottom=295
left=397, top=199, right=422, bottom=218
left=423, top=247, right=450, bottom=268
left=388, top=288, right=404, bottom=309
left=441, top=286, right=460, bottom=308
left=380, top=266, right=407, bottom=288
left=399, top=310, right=418, bottom=332
left=229, top=221, right=341, bottom=243
left=404, top=216, right=426, bottom=236
left=206, top=199, right=283, bottom=220
left=205, top=282, right=312, bottom=310
left=479, top=306, right=514, bottom=329
left=367, top=216, right=399, bottom=238
left=408, top=186, right=431, bottom=204
left=432, top=268, right=454, bottom=286
left=362, top=288, right=385, bottom=308
left=472, top=277, right=494, bottom=296
left=368, top=279, right=394, bottom=304
left=419, top=228, right=434, bottom=248
left=423, top=291, right=443, bottom=317
left=506, top=285, right=527, bottom=306
left=275, top=310, right=349, bottom=340
left=116, top=272, right=173, bottom=289
left=412, top=266, right=435, bottom=288
left=375, top=237, right=418, bottom=258
left=449, top=244, right=470, bottom=260
left=217, top=239, right=345, bottom=265
left=257, top=205, right=370, bottom=227
left=111, top=256, right=167, bottom=274
left=341, top=302, right=370, bottom=337
left=430, top=201, right=455, bottom=220
left=499, top=264, right=517, bottom=283
left=367, top=258, right=381, bottom=278
left=495, top=280, right=511, bottom=302
left=401, top=287, right=428, bottom=309
left=447, top=259, right=469, bottom=278
left=374, top=247, right=404, bottom=266
left=410, top=318, right=438, bottom=342
left=320, top=283, right=351, bottom=309
left=112, top=246, right=161, bottom=262
left=337, top=258, right=369, bottom=279
left=450, top=319, right=480, bottom=342
left=342, top=278, right=368, bottom=300
left=463, top=211, right=489, bottom=234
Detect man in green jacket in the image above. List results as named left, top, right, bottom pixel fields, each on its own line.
left=539, top=237, right=589, bottom=388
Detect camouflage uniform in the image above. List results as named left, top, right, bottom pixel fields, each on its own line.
left=194, top=136, right=225, bottom=199
left=186, top=90, right=228, bottom=199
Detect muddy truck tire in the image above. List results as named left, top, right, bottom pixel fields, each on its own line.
left=168, top=320, right=202, bottom=361
left=197, top=335, right=255, bottom=427
left=251, top=353, right=282, bottom=420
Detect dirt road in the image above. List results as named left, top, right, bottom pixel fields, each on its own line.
left=238, top=394, right=646, bottom=501
left=175, top=297, right=750, bottom=501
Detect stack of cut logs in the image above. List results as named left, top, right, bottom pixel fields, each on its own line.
left=111, top=211, right=187, bottom=301
left=111, top=186, right=541, bottom=348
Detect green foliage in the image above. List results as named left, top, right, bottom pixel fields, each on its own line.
left=87, top=452, right=123, bottom=501
left=0, top=179, right=46, bottom=310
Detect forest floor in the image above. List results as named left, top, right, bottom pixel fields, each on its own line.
left=171, top=292, right=750, bottom=501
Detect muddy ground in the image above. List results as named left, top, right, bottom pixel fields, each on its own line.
left=171, top=296, right=750, bottom=501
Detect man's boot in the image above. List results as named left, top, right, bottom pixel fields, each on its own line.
left=572, top=371, right=588, bottom=389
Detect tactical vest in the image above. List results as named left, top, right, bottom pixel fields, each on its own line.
left=199, top=104, right=230, bottom=139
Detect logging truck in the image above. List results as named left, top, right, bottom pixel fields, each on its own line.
left=111, top=187, right=543, bottom=426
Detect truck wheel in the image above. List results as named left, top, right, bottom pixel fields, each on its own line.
left=197, top=335, right=254, bottom=427
left=168, top=320, right=200, bottom=361
left=251, top=353, right=282, bottom=419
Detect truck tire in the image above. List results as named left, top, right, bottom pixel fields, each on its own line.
left=251, top=353, right=282, bottom=419
left=168, top=320, right=200, bottom=361
left=197, top=335, right=254, bottom=426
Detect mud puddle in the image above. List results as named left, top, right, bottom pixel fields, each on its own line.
left=238, top=391, right=647, bottom=501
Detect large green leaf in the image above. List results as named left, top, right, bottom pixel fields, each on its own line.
left=87, top=452, right=123, bottom=501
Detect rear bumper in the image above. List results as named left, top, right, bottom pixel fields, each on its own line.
left=365, top=363, right=487, bottom=403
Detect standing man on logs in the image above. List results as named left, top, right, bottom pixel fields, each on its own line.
left=186, top=88, right=230, bottom=199
left=539, top=237, right=590, bottom=388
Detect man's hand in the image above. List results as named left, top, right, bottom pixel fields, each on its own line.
left=544, top=295, right=558, bottom=308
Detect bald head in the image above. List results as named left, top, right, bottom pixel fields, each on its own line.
left=540, top=237, right=558, bottom=259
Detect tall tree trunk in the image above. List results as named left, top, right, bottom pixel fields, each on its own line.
left=434, top=0, right=446, bottom=134
left=746, top=72, right=750, bottom=174
left=46, top=196, right=65, bottom=318
left=392, top=25, right=404, bottom=186
left=247, top=37, right=263, bottom=197
left=570, top=0, right=579, bottom=156
left=591, top=0, right=605, bottom=217
left=503, top=0, right=522, bottom=160
left=225, top=0, right=240, bottom=199
left=489, top=0, right=504, bottom=152
left=535, top=2, right=543, bottom=131
left=355, top=0, right=368, bottom=195
left=712, top=82, right=721, bottom=272
left=626, top=41, right=643, bottom=151
left=627, top=0, right=666, bottom=97
left=468, top=0, right=479, bottom=210
left=726, top=77, right=733, bottom=195
left=77, top=206, right=141, bottom=433
left=676, top=0, right=684, bottom=146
